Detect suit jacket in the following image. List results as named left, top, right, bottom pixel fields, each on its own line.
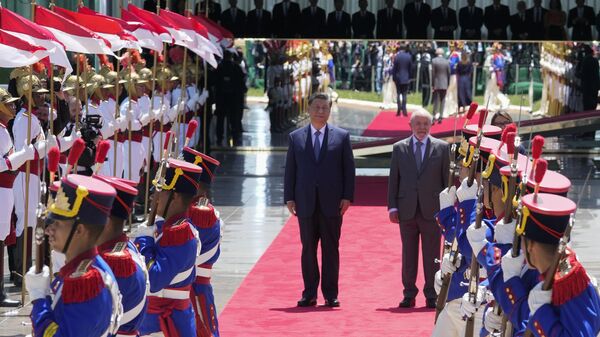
left=392, top=51, right=413, bottom=85
left=272, top=1, right=302, bottom=38
left=301, top=6, right=326, bottom=38
left=459, top=6, right=483, bottom=39
left=195, top=1, right=221, bottom=22
left=526, top=6, right=548, bottom=39
left=284, top=124, right=355, bottom=218
left=352, top=11, right=376, bottom=39
left=220, top=7, right=246, bottom=36
left=568, top=6, right=595, bottom=40
left=387, top=136, right=449, bottom=221
left=510, top=12, right=530, bottom=40
left=246, top=9, right=272, bottom=37
left=431, top=56, right=450, bottom=90
left=484, top=5, right=510, bottom=40
left=404, top=2, right=431, bottom=39
left=326, top=11, right=352, bottom=39
left=377, top=8, right=402, bottom=39
left=431, top=6, right=457, bottom=39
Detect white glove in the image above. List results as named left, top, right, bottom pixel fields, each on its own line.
left=47, top=135, right=58, bottom=150
left=439, top=186, right=457, bottom=210
left=116, top=115, right=128, bottom=131
left=460, top=285, right=486, bottom=318
left=25, top=265, right=50, bottom=301
left=139, top=111, right=152, bottom=126
left=58, top=131, right=81, bottom=152
left=434, top=270, right=443, bottom=295
left=457, top=177, right=478, bottom=202
left=197, top=89, right=209, bottom=105
left=441, top=252, right=462, bottom=275
left=466, top=222, right=488, bottom=256
left=528, top=282, right=552, bottom=316
left=483, top=306, right=503, bottom=332
left=501, top=249, right=525, bottom=282
left=8, top=142, right=35, bottom=169
left=495, top=219, right=516, bottom=244
left=33, top=140, right=48, bottom=159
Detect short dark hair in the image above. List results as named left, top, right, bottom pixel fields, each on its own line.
left=308, top=92, right=332, bottom=107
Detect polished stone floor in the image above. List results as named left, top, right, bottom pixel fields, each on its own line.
left=1, top=100, right=600, bottom=336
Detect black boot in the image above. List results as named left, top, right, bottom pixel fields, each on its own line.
left=13, top=228, right=32, bottom=288
left=0, top=241, right=20, bottom=307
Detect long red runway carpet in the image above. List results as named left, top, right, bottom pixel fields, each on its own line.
left=362, top=110, right=481, bottom=138
left=218, top=177, right=435, bottom=336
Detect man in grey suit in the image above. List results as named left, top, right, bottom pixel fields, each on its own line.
left=284, top=93, right=356, bottom=308
left=431, top=48, right=450, bottom=124
left=387, top=109, right=449, bottom=308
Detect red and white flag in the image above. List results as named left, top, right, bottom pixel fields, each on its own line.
left=121, top=8, right=173, bottom=46
left=192, top=15, right=234, bottom=49
left=0, top=30, right=49, bottom=68
left=0, top=7, right=72, bottom=79
left=53, top=6, right=138, bottom=52
left=127, top=4, right=191, bottom=47
left=34, top=5, right=114, bottom=56
left=78, top=6, right=163, bottom=53
left=188, top=17, right=222, bottom=57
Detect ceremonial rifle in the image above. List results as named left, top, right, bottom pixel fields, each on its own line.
left=147, top=130, right=173, bottom=228
left=467, top=100, right=490, bottom=187
left=435, top=102, right=479, bottom=321
left=35, top=147, right=60, bottom=275
left=522, top=166, right=593, bottom=337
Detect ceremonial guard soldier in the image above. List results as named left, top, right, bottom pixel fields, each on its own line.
left=94, top=175, right=149, bottom=337
left=134, top=158, right=201, bottom=336
left=27, top=174, right=122, bottom=337
left=181, top=146, right=222, bottom=337
left=121, top=70, right=148, bottom=184
left=100, top=64, right=128, bottom=178
left=151, top=66, right=179, bottom=169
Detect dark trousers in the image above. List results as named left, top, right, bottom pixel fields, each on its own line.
left=395, top=83, right=409, bottom=116
left=432, top=89, right=447, bottom=116
left=399, top=206, right=441, bottom=300
left=298, top=197, right=342, bottom=300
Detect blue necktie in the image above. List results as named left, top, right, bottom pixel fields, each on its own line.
left=416, top=141, right=423, bottom=171
left=314, top=130, right=321, bottom=160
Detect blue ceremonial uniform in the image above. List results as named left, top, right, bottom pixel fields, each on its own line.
left=98, top=234, right=148, bottom=337
left=135, top=213, right=199, bottom=337
left=189, top=203, right=222, bottom=337
left=31, top=248, right=119, bottom=337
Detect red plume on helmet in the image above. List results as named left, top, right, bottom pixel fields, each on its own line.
left=98, top=54, right=114, bottom=71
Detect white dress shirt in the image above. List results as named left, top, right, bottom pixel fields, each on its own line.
left=310, top=124, right=326, bottom=149
left=389, top=134, right=430, bottom=214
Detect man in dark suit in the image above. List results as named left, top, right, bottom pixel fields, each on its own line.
left=568, top=0, right=595, bottom=41
left=580, top=44, right=600, bottom=111
left=195, top=0, right=222, bottom=22
left=326, top=0, right=352, bottom=39
left=404, top=0, right=431, bottom=39
left=392, top=45, right=413, bottom=116
left=377, top=0, right=402, bottom=39
left=526, top=0, right=547, bottom=40
left=272, top=0, right=302, bottom=38
left=352, top=0, right=376, bottom=39
left=484, top=0, right=510, bottom=40
left=431, top=0, right=457, bottom=39
left=511, top=1, right=530, bottom=40
left=458, top=0, right=483, bottom=39
left=220, top=0, right=246, bottom=37
left=387, top=110, right=449, bottom=309
left=301, top=0, right=326, bottom=38
left=284, top=93, right=355, bottom=308
left=246, top=0, right=272, bottom=37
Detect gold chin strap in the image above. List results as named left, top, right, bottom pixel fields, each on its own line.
left=49, top=185, right=90, bottom=218
left=193, top=155, right=203, bottom=165
left=462, top=145, right=475, bottom=168
left=516, top=205, right=530, bottom=235
left=156, top=168, right=184, bottom=191
left=501, top=175, right=509, bottom=202
left=482, top=154, right=496, bottom=179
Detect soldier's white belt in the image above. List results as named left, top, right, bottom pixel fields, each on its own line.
left=148, top=288, right=190, bottom=300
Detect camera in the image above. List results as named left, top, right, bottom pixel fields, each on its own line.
left=80, top=114, right=102, bottom=144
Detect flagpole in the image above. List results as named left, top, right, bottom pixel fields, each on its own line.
left=125, top=0, right=134, bottom=232
left=176, top=0, right=190, bottom=152
left=144, top=2, right=161, bottom=220
left=158, top=1, right=170, bottom=165
left=21, top=0, right=36, bottom=306
left=202, top=0, right=209, bottom=153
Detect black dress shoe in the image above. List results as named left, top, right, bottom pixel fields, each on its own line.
left=426, top=298, right=437, bottom=309
left=0, top=294, right=20, bottom=307
left=398, top=297, right=416, bottom=308
left=325, top=298, right=340, bottom=307
left=297, top=297, right=317, bottom=307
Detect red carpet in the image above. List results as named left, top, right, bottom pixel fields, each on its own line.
left=219, top=177, right=435, bottom=336
left=362, top=109, right=481, bottom=138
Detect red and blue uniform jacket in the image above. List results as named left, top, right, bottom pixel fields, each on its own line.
left=98, top=234, right=148, bottom=337
left=30, top=248, right=120, bottom=337
left=134, top=213, right=200, bottom=337
left=189, top=203, right=222, bottom=337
